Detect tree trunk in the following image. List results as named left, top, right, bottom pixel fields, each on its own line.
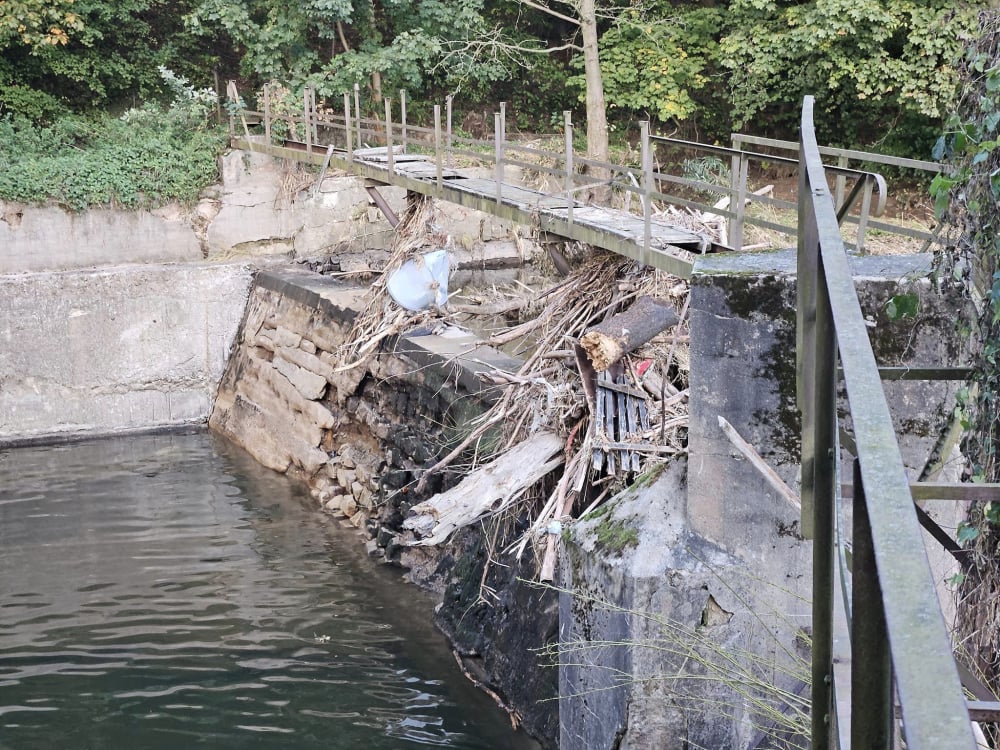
left=579, top=295, right=678, bottom=371
left=578, top=0, right=610, bottom=204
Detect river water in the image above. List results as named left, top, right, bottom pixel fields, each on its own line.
left=0, top=430, right=536, bottom=749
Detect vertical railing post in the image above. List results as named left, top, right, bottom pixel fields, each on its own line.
left=564, top=111, right=574, bottom=230
left=344, top=92, right=353, bottom=162
left=263, top=84, right=271, bottom=146
left=732, top=153, right=749, bottom=252
left=310, top=87, right=318, bottom=144
left=304, top=87, right=313, bottom=155
left=835, top=153, right=849, bottom=210
left=798, top=116, right=832, bottom=750
left=400, top=89, right=407, bottom=153
left=500, top=102, right=507, bottom=148
left=353, top=83, right=362, bottom=151
left=856, top=176, right=874, bottom=254
left=384, top=97, right=394, bottom=175
left=494, top=111, right=503, bottom=205
left=434, top=104, right=443, bottom=195
left=729, top=136, right=742, bottom=246
left=446, top=95, right=453, bottom=168
left=851, top=458, right=893, bottom=750
left=640, top=121, right=652, bottom=256
left=227, top=80, right=235, bottom=137
left=811, top=232, right=837, bottom=750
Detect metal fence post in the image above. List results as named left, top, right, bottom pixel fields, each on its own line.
left=856, top=176, right=874, bottom=254
left=353, top=83, right=362, bottom=151
left=564, top=111, right=574, bottom=229
left=434, top=104, right=443, bottom=195
left=303, top=88, right=312, bottom=154
left=494, top=112, right=503, bottom=205
left=835, top=154, right=849, bottom=210
left=384, top=97, right=394, bottom=175
left=732, top=153, right=749, bottom=252
left=400, top=89, right=407, bottom=153
left=310, top=87, right=318, bottom=144
left=811, top=251, right=837, bottom=750
left=344, top=92, right=353, bottom=162
left=729, top=135, right=742, bottom=246
left=263, top=84, right=271, bottom=146
left=446, top=95, right=453, bottom=168
left=640, top=121, right=652, bottom=256
left=851, top=458, right=893, bottom=750
left=500, top=101, right=506, bottom=148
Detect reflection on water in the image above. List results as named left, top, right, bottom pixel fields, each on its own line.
left=0, top=430, right=534, bottom=749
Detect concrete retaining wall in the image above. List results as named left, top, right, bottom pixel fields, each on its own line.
left=0, top=262, right=253, bottom=445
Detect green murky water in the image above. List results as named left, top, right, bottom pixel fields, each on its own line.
left=0, top=431, right=535, bottom=749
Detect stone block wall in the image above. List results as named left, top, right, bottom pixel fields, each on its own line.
left=209, top=265, right=560, bottom=745
left=210, top=266, right=520, bottom=531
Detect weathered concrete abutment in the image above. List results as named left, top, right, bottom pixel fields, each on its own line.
left=0, top=262, right=253, bottom=445
left=556, top=249, right=968, bottom=749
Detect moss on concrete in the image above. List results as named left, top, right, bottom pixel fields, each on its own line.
left=594, top=515, right=639, bottom=554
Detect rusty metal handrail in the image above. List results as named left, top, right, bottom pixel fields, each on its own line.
left=797, top=95, right=973, bottom=750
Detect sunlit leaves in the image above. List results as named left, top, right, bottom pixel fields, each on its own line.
left=0, top=0, right=83, bottom=49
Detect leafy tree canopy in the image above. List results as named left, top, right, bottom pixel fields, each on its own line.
left=0, top=0, right=83, bottom=49
left=719, top=0, right=976, bottom=144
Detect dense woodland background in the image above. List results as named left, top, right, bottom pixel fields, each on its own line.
left=0, top=0, right=980, bottom=207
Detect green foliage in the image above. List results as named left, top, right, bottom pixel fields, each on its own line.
left=719, top=0, right=975, bottom=143
left=934, top=14, right=1000, bottom=571
left=681, top=156, right=730, bottom=194
left=0, top=70, right=225, bottom=209
left=1, top=0, right=232, bottom=116
left=0, top=0, right=83, bottom=49
left=583, top=6, right=721, bottom=125
left=885, top=293, right=919, bottom=320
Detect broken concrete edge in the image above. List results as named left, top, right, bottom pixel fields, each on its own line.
left=255, top=266, right=523, bottom=403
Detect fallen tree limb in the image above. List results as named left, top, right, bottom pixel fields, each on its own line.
left=404, top=430, right=565, bottom=546
left=579, top=295, right=678, bottom=372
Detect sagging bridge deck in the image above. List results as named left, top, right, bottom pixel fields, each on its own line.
left=232, top=136, right=709, bottom=279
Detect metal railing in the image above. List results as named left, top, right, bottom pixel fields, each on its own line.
left=228, top=84, right=913, bottom=257
left=736, top=132, right=941, bottom=251
left=797, top=95, right=975, bottom=749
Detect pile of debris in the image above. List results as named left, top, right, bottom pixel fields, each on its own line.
left=331, top=194, right=695, bottom=580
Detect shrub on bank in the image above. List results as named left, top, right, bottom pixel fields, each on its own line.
left=0, top=69, right=226, bottom=211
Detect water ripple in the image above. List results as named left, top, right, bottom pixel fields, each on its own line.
left=0, top=432, right=534, bottom=749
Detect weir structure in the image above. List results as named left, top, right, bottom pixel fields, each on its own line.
left=227, top=82, right=1000, bottom=747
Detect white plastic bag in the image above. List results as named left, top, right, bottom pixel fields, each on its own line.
left=386, top=249, right=451, bottom=311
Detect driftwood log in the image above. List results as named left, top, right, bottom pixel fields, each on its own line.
left=579, top=295, right=679, bottom=372
left=403, top=431, right=564, bottom=547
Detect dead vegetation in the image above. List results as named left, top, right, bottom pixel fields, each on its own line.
left=332, top=193, right=694, bottom=581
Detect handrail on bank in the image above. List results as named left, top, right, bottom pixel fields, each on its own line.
left=797, top=95, right=974, bottom=749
